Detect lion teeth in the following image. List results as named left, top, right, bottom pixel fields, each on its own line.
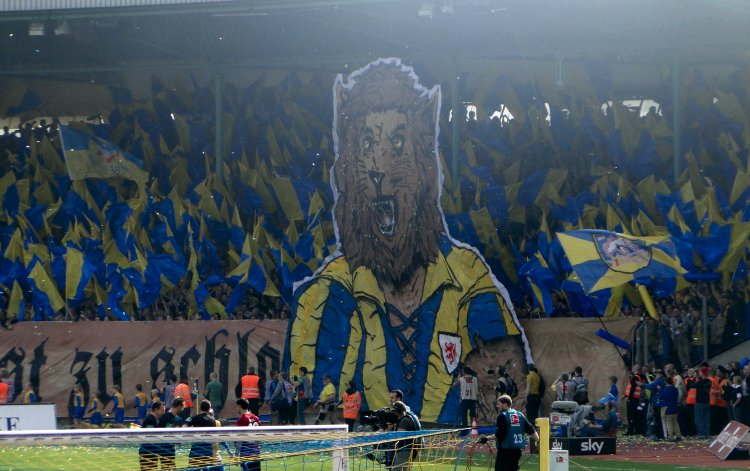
left=374, top=197, right=396, bottom=236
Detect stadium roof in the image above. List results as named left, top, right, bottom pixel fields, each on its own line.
left=0, top=0, right=748, bottom=82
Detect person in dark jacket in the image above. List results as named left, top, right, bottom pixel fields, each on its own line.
left=495, top=395, right=539, bottom=471
left=692, top=367, right=713, bottom=437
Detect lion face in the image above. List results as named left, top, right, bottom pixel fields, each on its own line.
left=357, top=110, right=417, bottom=242
left=333, top=60, right=445, bottom=286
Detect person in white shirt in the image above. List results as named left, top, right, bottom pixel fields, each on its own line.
left=453, top=367, right=478, bottom=427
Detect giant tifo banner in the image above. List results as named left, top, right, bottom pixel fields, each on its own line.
left=283, top=58, right=532, bottom=424
left=0, top=320, right=286, bottom=419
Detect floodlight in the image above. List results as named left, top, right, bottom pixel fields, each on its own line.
left=28, top=22, right=45, bottom=36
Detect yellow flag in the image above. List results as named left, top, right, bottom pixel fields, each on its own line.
left=7, top=281, right=23, bottom=320
left=28, top=261, right=65, bottom=313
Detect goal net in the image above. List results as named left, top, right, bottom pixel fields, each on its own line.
left=0, top=424, right=467, bottom=471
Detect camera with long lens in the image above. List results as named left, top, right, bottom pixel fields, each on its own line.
left=360, top=407, right=398, bottom=431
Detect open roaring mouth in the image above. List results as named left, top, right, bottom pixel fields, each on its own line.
left=373, top=196, right=397, bottom=236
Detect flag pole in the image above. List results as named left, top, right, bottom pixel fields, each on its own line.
left=635, top=284, right=659, bottom=320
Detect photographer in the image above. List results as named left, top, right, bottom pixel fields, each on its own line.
left=391, top=401, right=420, bottom=471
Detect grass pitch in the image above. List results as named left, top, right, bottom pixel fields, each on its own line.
left=0, top=446, right=734, bottom=471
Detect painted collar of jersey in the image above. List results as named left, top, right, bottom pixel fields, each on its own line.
left=319, top=237, right=463, bottom=305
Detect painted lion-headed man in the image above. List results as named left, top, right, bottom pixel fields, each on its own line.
left=283, top=58, right=530, bottom=423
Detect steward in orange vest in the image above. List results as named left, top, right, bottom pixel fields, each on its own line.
left=709, top=369, right=730, bottom=434
left=685, top=376, right=697, bottom=405
left=341, top=381, right=361, bottom=432
left=174, top=377, right=194, bottom=420
left=624, top=367, right=645, bottom=436
left=236, top=367, right=262, bottom=416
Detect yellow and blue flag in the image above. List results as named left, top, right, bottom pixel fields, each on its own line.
left=27, top=258, right=65, bottom=320
left=58, top=125, right=148, bottom=183
left=7, top=280, right=25, bottom=321
left=519, top=252, right=557, bottom=314
left=64, top=244, right=95, bottom=304
left=557, top=230, right=686, bottom=293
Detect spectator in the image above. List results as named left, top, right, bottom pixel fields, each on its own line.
left=264, top=369, right=279, bottom=423
left=641, top=369, right=666, bottom=439
left=162, top=375, right=177, bottom=410
left=727, top=374, right=743, bottom=422
left=709, top=306, right=725, bottom=355
left=270, top=372, right=294, bottom=425
left=660, top=377, right=682, bottom=441
left=692, top=367, right=712, bottom=437
left=664, top=306, right=691, bottom=370
left=741, top=361, right=750, bottom=426
left=597, top=376, right=618, bottom=408
left=553, top=372, right=576, bottom=402
left=293, top=367, right=312, bottom=425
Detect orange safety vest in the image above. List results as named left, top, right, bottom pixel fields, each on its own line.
left=174, top=383, right=193, bottom=407
left=624, top=375, right=642, bottom=400
left=716, top=378, right=729, bottom=408
left=708, top=377, right=727, bottom=407
left=0, top=382, right=7, bottom=404
left=342, top=391, right=361, bottom=419
left=685, top=379, right=697, bottom=405
left=241, top=375, right=260, bottom=399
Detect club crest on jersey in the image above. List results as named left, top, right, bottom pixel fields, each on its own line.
left=438, top=333, right=462, bottom=374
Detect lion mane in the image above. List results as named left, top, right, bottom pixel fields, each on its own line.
left=332, top=59, right=445, bottom=287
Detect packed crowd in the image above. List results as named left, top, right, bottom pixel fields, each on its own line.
left=514, top=281, right=748, bottom=369
left=0, top=282, right=290, bottom=324
left=622, top=359, right=750, bottom=440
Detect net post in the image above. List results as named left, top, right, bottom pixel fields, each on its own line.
left=536, top=417, right=549, bottom=471
left=331, top=424, right=349, bottom=471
